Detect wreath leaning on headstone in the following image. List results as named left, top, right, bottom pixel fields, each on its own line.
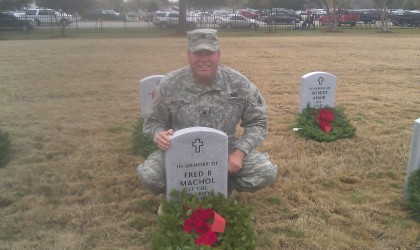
left=131, top=117, right=158, bottom=158
left=407, top=169, right=420, bottom=221
left=151, top=190, right=257, bottom=250
left=294, top=105, right=356, bottom=142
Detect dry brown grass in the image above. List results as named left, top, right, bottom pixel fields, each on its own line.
left=1, top=30, right=420, bottom=249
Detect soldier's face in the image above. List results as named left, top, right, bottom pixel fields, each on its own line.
left=188, top=50, right=220, bottom=84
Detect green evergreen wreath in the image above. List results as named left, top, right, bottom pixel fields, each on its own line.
left=151, top=190, right=257, bottom=250
left=131, top=117, right=158, bottom=158
left=407, top=169, right=420, bottom=221
left=295, top=105, right=356, bottom=142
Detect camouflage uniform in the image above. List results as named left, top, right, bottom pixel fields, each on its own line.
left=137, top=29, right=278, bottom=194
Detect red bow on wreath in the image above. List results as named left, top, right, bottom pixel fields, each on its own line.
left=183, top=207, right=226, bottom=246
left=316, top=108, right=334, bottom=133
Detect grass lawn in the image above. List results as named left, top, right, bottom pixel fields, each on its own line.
left=0, top=29, right=419, bottom=249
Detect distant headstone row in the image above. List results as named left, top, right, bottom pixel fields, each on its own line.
left=139, top=73, right=417, bottom=204
left=138, top=72, right=338, bottom=200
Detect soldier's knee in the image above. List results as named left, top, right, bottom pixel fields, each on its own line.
left=137, top=164, right=165, bottom=194
left=250, top=163, right=278, bottom=189
left=264, top=164, right=278, bottom=186
left=136, top=164, right=147, bottom=182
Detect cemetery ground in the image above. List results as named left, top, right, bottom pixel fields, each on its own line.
left=0, top=30, right=419, bottom=249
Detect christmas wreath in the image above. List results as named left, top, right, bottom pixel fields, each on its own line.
left=295, top=105, right=356, bottom=142
left=407, top=169, right=420, bottom=221
left=151, top=190, right=257, bottom=249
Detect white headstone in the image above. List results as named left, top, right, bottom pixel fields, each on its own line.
left=404, top=118, right=420, bottom=201
left=299, top=72, right=337, bottom=112
left=165, top=127, right=228, bottom=201
left=139, top=75, right=164, bottom=117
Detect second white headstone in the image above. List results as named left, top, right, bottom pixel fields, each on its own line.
left=299, top=72, right=337, bottom=112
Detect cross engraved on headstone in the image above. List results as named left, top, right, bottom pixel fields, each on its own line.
left=318, top=77, right=324, bottom=85
left=192, top=138, right=204, bottom=153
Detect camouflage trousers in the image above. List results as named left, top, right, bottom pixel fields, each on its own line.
left=137, top=149, right=278, bottom=195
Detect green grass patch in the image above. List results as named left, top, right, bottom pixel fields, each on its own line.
left=264, top=196, right=283, bottom=205
left=366, top=171, right=398, bottom=180
left=133, top=199, right=158, bottom=214
left=271, top=227, right=305, bottom=238
left=1, top=26, right=419, bottom=41
left=347, top=190, right=369, bottom=204
left=310, top=208, right=330, bottom=221
left=129, top=216, right=156, bottom=231
left=0, top=130, right=11, bottom=168
left=108, top=126, right=130, bottom=133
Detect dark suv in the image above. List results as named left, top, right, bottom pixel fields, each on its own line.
left=262, top=13, right=300, bottom=25
left=0, top=12, right=35, bottom=30
left=351, top=9, right=379, bottom=24
left=391, top=11, right=420, bottom=27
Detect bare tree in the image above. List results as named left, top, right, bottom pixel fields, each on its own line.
left=376, top=0, right=391, bottom=32
left=177, top=0, right=187, bottom=33
left=0, top=0, right=31, bottom=10
left=321, top=0, right=352, bottom=31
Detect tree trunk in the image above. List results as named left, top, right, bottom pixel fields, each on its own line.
left=177, top=0, right=187, bottom=34
left=332, top=1, right=339, bottom=31
left=378, top=0, right=390, bottom=33
left=380, top=10, right=389, bottom=32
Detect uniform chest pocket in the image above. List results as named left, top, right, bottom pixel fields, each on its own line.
left=168, top=99, right=191, bottom=117
left=224, top=96, right=245, bottom=110
left=217, top=97, right=245, bottom=122
left=167, top=98, right=200, bottom=126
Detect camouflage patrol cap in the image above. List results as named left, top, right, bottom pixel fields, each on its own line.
left=187, top=29, right=219, bottom=52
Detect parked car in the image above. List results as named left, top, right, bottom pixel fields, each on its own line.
left=307, top=8, right=327, bottom=18
left=189, top=11, right=217, bottom=25
left=84, top=9, right=124, bottom=21
left=319, top=10, right=360, bottom=26
left=214, top=10, right=234, bottom=23
left=153, top=11, right=197, bottom=29
left=0, top=12, right=35, bottom=30
left=141, top=12, right=155, bottom=22
left=238, top=9, right=259, bottom=19
left=350, top=9, right=379, bottom=24
left=276, top=10, right=303, bottom=21
left=22, top=9, right=73, bottom=26
left=218, top=14, right=264, bottom=29
left=391, top=11, right=420, bottom=27
left=262, top=13, right=301, bottom=25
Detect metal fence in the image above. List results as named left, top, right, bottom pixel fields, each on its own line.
left=1, top=15, right=419, bottom=37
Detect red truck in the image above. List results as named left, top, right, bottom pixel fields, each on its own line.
left=319, top=10, right=360, bottom=27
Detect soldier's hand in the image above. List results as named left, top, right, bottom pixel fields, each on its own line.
left=228, top=149, right=245, bottom=173
left=155, top=129, right=174, bottom=151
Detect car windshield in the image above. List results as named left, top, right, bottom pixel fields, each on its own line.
left=25, top=10, right=37, bottom=15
